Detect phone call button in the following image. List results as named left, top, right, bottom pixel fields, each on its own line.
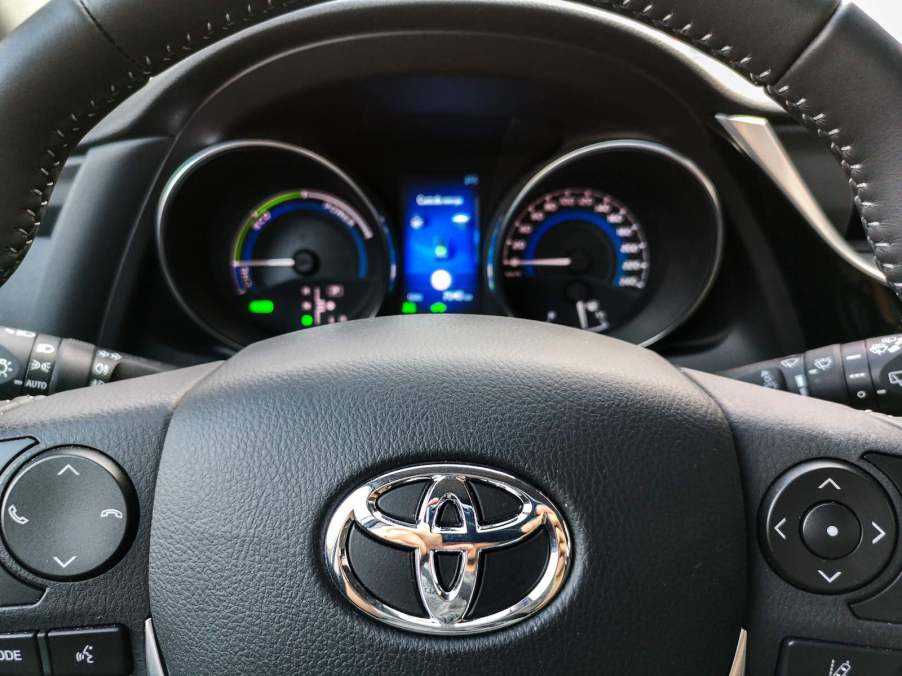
left=0, top=448, right=136, bottom=580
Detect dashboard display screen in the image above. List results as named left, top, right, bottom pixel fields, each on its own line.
left=400, top=175, right=480, bottom=314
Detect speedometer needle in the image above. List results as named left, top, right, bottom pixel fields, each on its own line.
left=506, top=257, right=573, bottom=268
left=232, top=258, right=296, bottom=268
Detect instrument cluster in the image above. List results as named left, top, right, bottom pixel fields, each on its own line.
left=157, top=138, right=723, bottom=348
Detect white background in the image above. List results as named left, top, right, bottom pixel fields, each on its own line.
left=856, top=0, right=902, bottom=40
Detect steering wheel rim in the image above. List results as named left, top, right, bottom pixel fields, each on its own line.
left=0, top=0, right=900, bottom=293
left=0, top=1, right=900, bottom=675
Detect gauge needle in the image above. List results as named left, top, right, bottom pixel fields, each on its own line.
left=507, top=257, right=573, bottom=268
left=575, top=300, right=589, bottom=330
left=232, top=258, right=296, bottom=268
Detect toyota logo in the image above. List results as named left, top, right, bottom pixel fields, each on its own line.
left=324, top=464, right=571, bottom=635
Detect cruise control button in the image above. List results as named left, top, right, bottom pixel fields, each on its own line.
left=0, top=448, right=136, bottom=580
left=801, top=502, right=861, bottom=560
left=47, top=626, right=131, bottom=676
left=0, top=632, right=41, bottom=675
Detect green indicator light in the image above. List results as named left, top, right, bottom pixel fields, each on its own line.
left=430, top=302, right=448, bottom=314
left=434, top=244, right=449, bottom=259
left=300, top=314, right=315, bottom=328
left=248, top=299, right=275, bottom=314
left=401, top=301, right=418, bottom=315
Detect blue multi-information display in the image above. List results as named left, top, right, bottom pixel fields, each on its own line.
left=400, top=175, right=480, bottom=314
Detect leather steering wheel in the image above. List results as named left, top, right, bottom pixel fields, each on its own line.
left=0, top=1, right=901, bottom=674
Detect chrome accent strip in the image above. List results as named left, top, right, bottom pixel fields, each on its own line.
left=717, top=114, right=886, bottom=285
left=486, top=139, right=724, bottom=348
left=324, top=463, right=571, bottom=635
left=729, top=628, right=747, bottom=676
left=145, top=618, right=168, bottom=676
left=155, top=139, right=396, bottom=349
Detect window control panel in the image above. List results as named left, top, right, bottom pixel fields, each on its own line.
left=0, top=626, right=130, bottom=676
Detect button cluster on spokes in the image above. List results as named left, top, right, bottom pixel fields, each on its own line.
left=761, top=460, right=896, bottom=593
left=0, top=448, right=136, bottom=581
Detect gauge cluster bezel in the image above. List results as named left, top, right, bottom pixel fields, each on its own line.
left=156, top=138, right=723, bottom=349
left=487, top=141, right=724, bottom=346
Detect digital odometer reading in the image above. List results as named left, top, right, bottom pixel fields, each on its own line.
left=494, top=188, right=650, bottom=332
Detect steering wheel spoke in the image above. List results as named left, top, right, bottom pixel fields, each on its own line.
left=689, top=370, right=902, bottom=673
left=0, top=363, right=216, bottom=675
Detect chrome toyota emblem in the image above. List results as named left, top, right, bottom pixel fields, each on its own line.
left=324, top=464, right=571, bottom=635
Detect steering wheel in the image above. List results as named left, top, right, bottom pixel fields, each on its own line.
left=0, top=1, right=901, bottom=674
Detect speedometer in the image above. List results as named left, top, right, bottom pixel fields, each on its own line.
left=496, top=188, right=650, bottom=332
left=488, top=140, right=723, bottom=346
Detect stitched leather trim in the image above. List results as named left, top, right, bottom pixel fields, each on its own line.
left=5, top=73, right=146, bottom=284
left=133, top=0, right=308, bottom=74
left=596, top=0, right=776, bottom=84
left=766, top=82, right=897, bottom=289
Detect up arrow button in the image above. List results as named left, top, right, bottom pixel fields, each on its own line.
left=56, top=464, right=80, bottom=477
left=818, top=478, right=841, bottom=491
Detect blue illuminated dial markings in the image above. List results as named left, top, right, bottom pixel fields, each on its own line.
left=494, top=187, right=650, bottom=334
left=524, top=209, right=625, bottom=282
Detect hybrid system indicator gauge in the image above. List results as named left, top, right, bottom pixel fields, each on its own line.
left=158, top=141, right=399, bottom=347
left=231, top=189, right=393, bottom=333
left=494, top=188, right=650, bottom=332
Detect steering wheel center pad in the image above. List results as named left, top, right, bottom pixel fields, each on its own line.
left=150, top=315, right=745, bottom=674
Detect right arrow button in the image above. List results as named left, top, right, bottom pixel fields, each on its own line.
left=873, top=521, right=887, bottom=545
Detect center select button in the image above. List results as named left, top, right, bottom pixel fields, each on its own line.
left=802, top=502, right=862, bottom=560
left=0, top=448, right=136, bottom=580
